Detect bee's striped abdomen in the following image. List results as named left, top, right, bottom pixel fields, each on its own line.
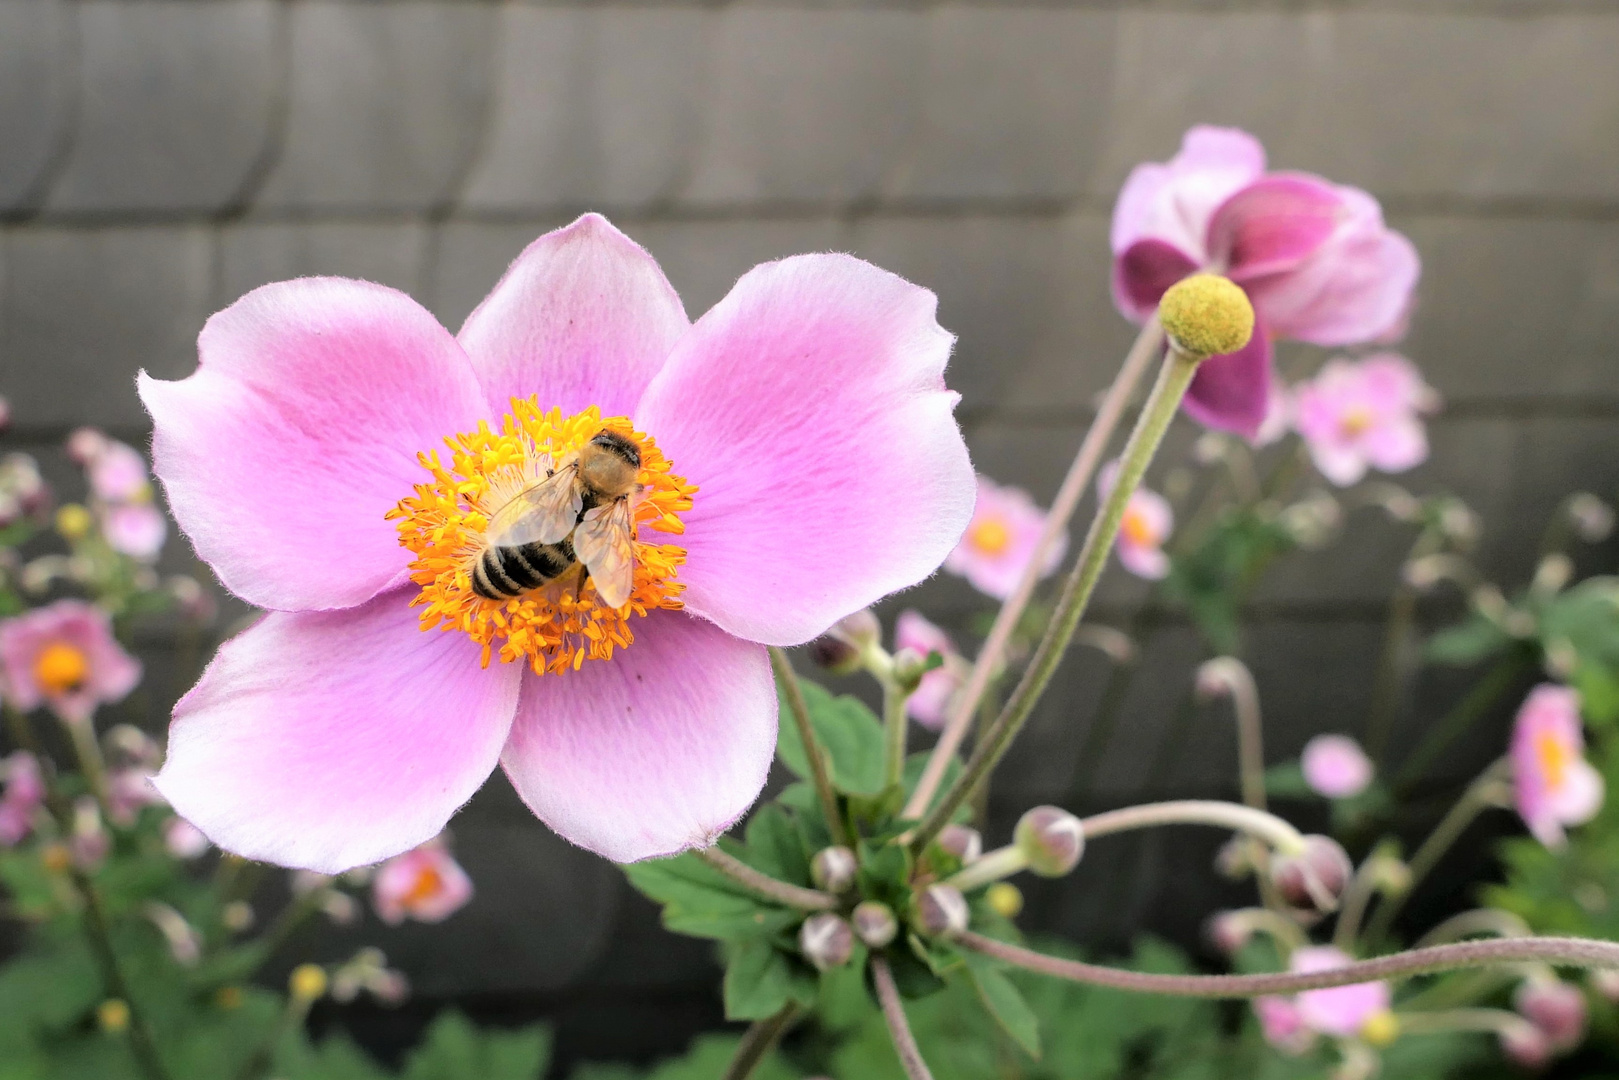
left=472, top=539, right=576, bottom=601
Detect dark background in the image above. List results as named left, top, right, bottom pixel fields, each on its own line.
left=3, top=0, right=1619, bottom=1069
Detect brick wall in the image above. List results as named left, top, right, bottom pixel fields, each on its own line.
left=3, top=0, right=1618, bottom=1056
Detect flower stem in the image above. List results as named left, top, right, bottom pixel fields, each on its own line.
left=720, top=1002, right=799, bottom=1080
left=1199, top=658, right=1266, bottom=810
left=943, top=845, right=1028, bottom=893
left=693, top=846, right=837, bottom=912
left=904, top=318, right=1165, bottom=822
left=1366, top=759, right=1512, bottom=943
left=1080, top=799, right=1306, bottom=854
left=909, top=344, right=1200, bottom=851
left=1413, top=908, right=1532, bottom=950
left=871, top=956, right=936, bottom=1080
left=1332, top=851, right=1395, bottom=952
left=4, top=707, right=173, bottom=1080
left=883, top=681, right=908, bottom=792
left=956, top=931, right=1619, bottom=997
left=1394, top=1007, right=1535, bottom=1039
left=64, top=717, right=111, bottom=806
left=769, top=647, right=855, bottom=850
left=1364, top=532, right=1441, bottom=765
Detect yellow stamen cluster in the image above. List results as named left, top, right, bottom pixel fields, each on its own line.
left=1535, top=730, right=1571, bottom=790
left=35, top=642, right=89, bottom=694
left=1158, top=273, right=1255, bottom=360
left=967, top=516, right=1012, bottom=557
left=388, top=401, right=695, bottom=675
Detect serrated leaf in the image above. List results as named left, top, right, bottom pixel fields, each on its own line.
left=740, top=804, right=812, bottom=886
left=1425, top=616, right=1511, bottom=666
left=403, top=1009, right=552, bottom=1080
left=959, top=950, right=1041, bottom=1059
left=776, top=675, right=886, bottom=796
left=624, top=854, right=796, bottom=942
left=722, top=938, right=793, bottom=1020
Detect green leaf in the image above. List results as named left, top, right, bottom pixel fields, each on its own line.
left=775, top=675, right=886, bottom=796
left=739, top=804, right=812, bottom=886
left=402, top=1010, right=552, bottom=1080
left=722, top=938, right=793, bottom=1021
left=1261, top=761, right=1311, bottom=798
left=624, top=854, right=797, bottom=942
left=958, top=950, right=1041, bottom=1059
left=1425, top=615, right=1511, bottom=666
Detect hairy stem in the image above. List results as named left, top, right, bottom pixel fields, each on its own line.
left=871, top=956, right=936, bottom=1080
left=956, top=932, right=1619, bottom=997
left=720, top=1002, right=800, bottom=1080
left=1080, top=799, right=1306, bottom=854
left=1366, top=759, right=1512, bottom=943
left=904, top=319, right=1165, bottom=821
left=64, top=717, right=111, bottom=806
left=1413, top=908, right=1532, bottom=950
left=911, top=346, right=1200, bottom=851
left=1200, top=658, right=1266, bottom=810
left=769, top=647, right=855, bottom=850
left=1395, top=1007, right=1534, bottom=1038
left=883, top=681, right=908, bottom=792
left=694, top=846, right=837, bottom=912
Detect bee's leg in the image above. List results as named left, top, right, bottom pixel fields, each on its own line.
left=573, top=563, right=590, bottom=602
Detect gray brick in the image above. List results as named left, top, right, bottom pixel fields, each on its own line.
left=426, top=217, right=571, bottom=331
left=46, top=2, right=279, bottom=215
left=1098, top=12, right=1619, bottom=202
left=886, top=8, right=1114, bottom=202
left=0, top=226, right=212, bottom=429
left=255, top=2, right=494, bottom=213
left=460, top=7, right=708, bottom=213
left=682, top=10, right=924, bottom=207
left=632, top=217, right=849, bottom=317
left=0, top=0, right=75, bottom=210
left=217, top=221, right=430, bottom=309
left=1397, top=215, right=1619, bottom=405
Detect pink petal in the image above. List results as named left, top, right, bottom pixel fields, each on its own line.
left=1182, top=323, right=1274, bottom=438
left=634, top=254, right=974, bottom=646
left=1117, top=541, right=1169, bottom=580
left=153, top=590, right=520, bottom=874
left=501, top=609, right=775, bottom=863
left=458, top=214, right=690, bottom=419
left=1307, top=442, right=1369, bottom=487
left=1208, top=174, right=1343, bottom=280
left=140, top=279, right=489, bottom=613
left=1112, top=239, right=1199, bottom=322
left=1245, top=188, right=1420, bottom=346
left=1550, top=759, right=1604, bottom=829
left=1301, top=734, right=1374, bottom=799
left=1111, top=126, right=1267, bottom=258
left=1362, top=415, right=1428, bottom=474
left=1292, top=946, right=1390, bottom=1038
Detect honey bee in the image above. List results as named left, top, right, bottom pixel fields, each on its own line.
left=472, top=429, right=642, bottom=607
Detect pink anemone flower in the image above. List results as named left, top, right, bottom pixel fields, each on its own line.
left=1290, top=945, right=1392, bottom=1039
left=1098, top=462, right=1173, bottom=580
left=1253, top=995, right=1313, bottom=1055
left=1111, top=126, right=1419, bottom=438
left=943, top=475, right=1066, bottom=600
left=1511, top=684, right=1603, bottom=848
left=101, top=503, right=168, bottom=561
left=1293, top=353, right=1437, bottom=487
left=1301, top=734, right=1374, bottom=800
left=139, top=214, right=975, bottom=873
left=373, top=836, right=474, bottom=925
left=0, top=600, right=141, bottom=724
left=894, top=610, right=964, bottom=731
left=0, top=752, right=44, bottom=846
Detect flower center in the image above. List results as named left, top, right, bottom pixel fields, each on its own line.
left=1535, top=730, right=1571, bottom=790
left=1339, top=405, right=1375, bottom=438
left=967, top=516, right=1013, bottom=556
left=1121, top=505, right=1157, bottom=548
left=388, top=401, right=695, bottom=675
left=34, top=642, right=89, bottom=694
left=403, top=865, right=445, bottom=908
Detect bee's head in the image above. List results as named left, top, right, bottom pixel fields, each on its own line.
left=581, top=429, right=642, bottom=498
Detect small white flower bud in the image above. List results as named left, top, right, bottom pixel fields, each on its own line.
left=1532, top=554, right=1574, bottom=597
left=1568, top=493, right=1615, bottom=544
left=891, top=647, right=930, bottom=691
left=810, top=846, right=858, bottom=893
left=798, top=913, right=855, bottom=971
left=321, top=891, right=359, bottom=926
left=1500, top=1021, right=1551, bottom=1070
left=1014, top=806, right=1084, bottom=877
left=911, top=884, right=969, bottom=938
left=852, top=901, right=898, bottom=948
left=1516, top=978, right=1588, bottom=1051
left=809, top=609, right=881, bottom=675
left=1214, top=835, right=1257, bottom=880
left=1438, top=499, right=1479, bottom=548
left=221, top=900, right=255, bottom=933
left=1206, top=910, right=1252, bottom=955
left=1270, top=835, right=1352, bottom=914
left=937, top=824, right=982, bottom=865
left=1588, top=968, right=1619, bottom=1004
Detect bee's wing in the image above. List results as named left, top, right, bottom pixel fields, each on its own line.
left=486, top=465, right=581, bottom=547
left=574, top=498, right=636, bottom=609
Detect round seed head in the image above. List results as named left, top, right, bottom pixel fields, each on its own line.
left=1157, top=273, right=1255, bottom=360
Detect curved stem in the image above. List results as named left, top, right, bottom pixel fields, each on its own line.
left=904, top=318, right=1165, bottom=821
left=1366, top=759, right=1511, bottom=942
left=943, top=845, right=1028, bottom=893
left=1333, top=852, right=1394, bottom=952
left=720, top=1002, right=799, bottom=1080
left=1395, top=1007, right=1534, bottom=1039
left=871, top=956, right=936, bottom=1080
left=956, top=932, right=1619, bottom=997
left=1080, top=799, right=1306, bottom=854
left=1414, top=908, right=1533, bottom=950
left=911, top=346, right=1200, bottom=851
left=769, top=647, right=854, bottom=850
left=693, top=846, right=837, bottom=912
left=1199, top=658, right=1265, bottom=810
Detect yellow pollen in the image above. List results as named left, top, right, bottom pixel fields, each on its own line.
left=968, top=516, right=1013, bottom=556
left=35, top=642, right=89, bottom=694
left=403, top=866, right=445, bottom=908
left=387, top=401, right=695, bottom=676
left=1339, top=406, right=1375, bottom=437
left=1121, top=506, right=1156, bottom=548
left=1535, top=730, right=1571, bottom=790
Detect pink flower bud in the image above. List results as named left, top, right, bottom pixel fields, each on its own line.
left=911, top=884, right=969, bottom=938
left=66, top=428, right=109, bottom=465
left=1516, top=978, right=1588, bottom=1052
left=810, top=846, right=857, bottom=893
left=1270, top=835, right=1352, bottom=914
left=1500, top=1022, right=1552, bottom=1070
left=798, top=912, right=854, bottom=971
left=1214, top=835, right=1258, bottom=880
left=937, top=824, right=982, bottom=864
left=809, top=609, right=880, bottom=674
left=1014, top=806, right=1084, bottom=877
left=852, top=901, right=898, bottom=948
left=1206, top=910, right=1252, bottom=955
left=163, top=817, right=210, bottom=859
left=1301, top=735, right=1373, bottom=799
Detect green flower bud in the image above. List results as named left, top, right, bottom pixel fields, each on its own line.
left=1014, top=806, right=1085, bottom=877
